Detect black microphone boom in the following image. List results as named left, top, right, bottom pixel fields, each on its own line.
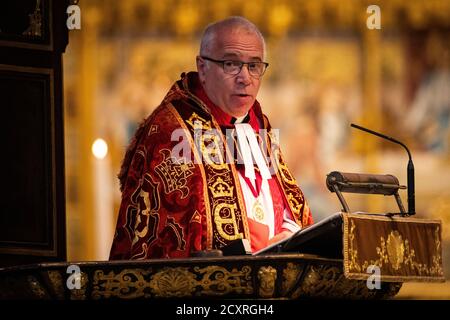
left=350, top=123, right=415, bottom=215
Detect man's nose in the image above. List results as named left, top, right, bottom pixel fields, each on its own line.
left=236, top=64, right=252, bottom=85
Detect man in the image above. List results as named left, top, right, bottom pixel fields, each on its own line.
left=109, top=16, right=313, bottom=260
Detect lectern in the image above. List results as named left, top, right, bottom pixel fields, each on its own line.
left=0, top=172, right=444, bottom=300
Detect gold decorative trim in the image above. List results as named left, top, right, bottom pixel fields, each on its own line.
left=282, top=262, right=302, bottom=295
left=271, top=144, right=308, bottom=227
left=0, top=254, right=406, bottom=299
left=258, top=266, right=277, bottom=298
left=209, top=177, right=234, bottom=198
left=343, top=213, right=445, bottom=282
left=344, top=212, right=442, bottom=225
left=291, top=265, right=400, bottom=299
left=150, top=267, right=196, bottom=297
left=179, top=76, right=251, bottom=243
left=92, top=268, right=152, bottom=299
left=27, top=275, right=48, bottom=299
left=91, top=265, right=253, bottom=299
left=386, top=230, right=405, bottom=270
left=186, top=112, right=212, bottom=130
left=167, top=103, right=212, bottom=249
left=70, top=272, right=88, bottom=300
left=192, top=265, right=253, bottom=296
left=46, top=270, right=65, bottom=299
left=154, top=149, right=194, bottom=199
left=210, top=116, right=251, bottom=243
left=167, top=100, right=250, bottom=249
left=125, top=173, right=161, bottom=259
left=148, top=124, right=159, bottom=136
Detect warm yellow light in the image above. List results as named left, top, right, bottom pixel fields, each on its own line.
left=92, top=138, right=108, bottom=159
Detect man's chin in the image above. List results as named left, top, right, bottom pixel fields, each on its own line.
left=228, top=101, right=255, bottom=117
left=230, top=106, right=252, bottom=118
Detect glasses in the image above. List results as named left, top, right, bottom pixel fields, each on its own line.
left=201, top=56, right=269, bottom=78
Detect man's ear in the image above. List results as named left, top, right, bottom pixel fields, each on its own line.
left=196, top=56, right=206, bottom=83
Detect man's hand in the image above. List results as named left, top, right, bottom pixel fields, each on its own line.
left=267, top=230, right=293, bottom=246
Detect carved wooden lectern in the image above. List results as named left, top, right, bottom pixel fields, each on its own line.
left=0, top=211, right=444, bottom=300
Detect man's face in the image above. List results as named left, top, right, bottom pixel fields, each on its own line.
left=197, top=29, right=265, bottom=118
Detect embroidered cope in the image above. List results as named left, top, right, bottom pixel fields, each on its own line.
left=109, top=72, right=313, bottom=260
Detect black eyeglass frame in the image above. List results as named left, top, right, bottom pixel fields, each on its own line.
left=200, top=56, right=269, bottom=78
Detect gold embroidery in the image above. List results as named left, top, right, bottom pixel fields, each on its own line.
left=213, top=203, right=243, bottom=241
left=252, top=200, right=265, bottom=222
left=167, top=104, right=213, bottom=249
left=258, top=266, right=277, bottom=298
left=347, top=219, right=361, bottom=272
left=125, top=174, right=160, bottom=253
left=346, top=215, right=444, bottom=280
left=190, top=210, right=201, bottom=224
left=209, top=177, right=234, bottom=198
left=200, top=131, right=228, bottom=170
left=168, top=103, right=250, bottom=248
left=132, top=189, right=152, bottom=246
left=225, top=168, right=251, bottom=244
left=287, top=193, right=303, bottom=216
left=432, top=226, right=444, bottom=276
left=271, top=142, right=309, bottom=226
left=275, top=149, right=297, bottom=185
left=386, top=231, right=405, bottom=270
left=154, top=149, right=194, bottom=199
left=186, top=112, right=212, bottom=130
left=166, top=217, right=186, bottom=251
left=209, top=115, right=250, bottom=244
left=131, top=243, right=149, bottom=260
left=148, top=124, right=159, bottom=136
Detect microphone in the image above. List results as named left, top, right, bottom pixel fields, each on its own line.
left=350, top=123, right=415, bottom=215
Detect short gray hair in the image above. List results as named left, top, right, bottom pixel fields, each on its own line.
left=199, top=16, right=266, bottom=60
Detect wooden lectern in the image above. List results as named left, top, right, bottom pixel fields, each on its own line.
left=0, top=210, right=444, bottom=300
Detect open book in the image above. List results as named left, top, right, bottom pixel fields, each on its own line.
left=219, top=212, right=344, bottom=257
left=253, top=212, right=344, bottom=257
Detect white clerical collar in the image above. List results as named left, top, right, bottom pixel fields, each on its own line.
left=233, top=113, right=249, bottom=124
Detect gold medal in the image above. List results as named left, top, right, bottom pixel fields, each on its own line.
left=252, top=200, right=265, bottom=221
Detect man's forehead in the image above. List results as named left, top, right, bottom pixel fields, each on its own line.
left=221, top=51, right=263, bottom=61
left=213, top=30, right=264, bottom=60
